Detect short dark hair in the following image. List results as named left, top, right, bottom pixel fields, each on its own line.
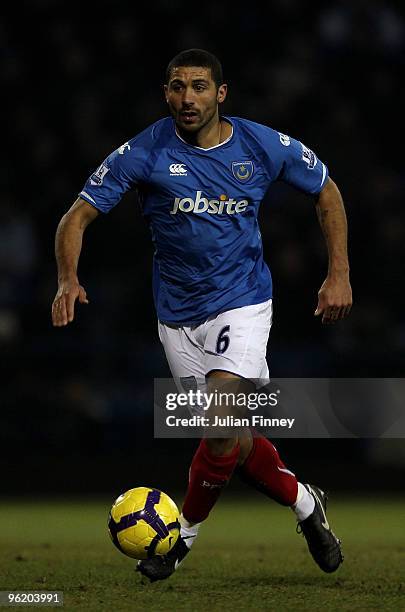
left=166, top=49, right=223, bottom=88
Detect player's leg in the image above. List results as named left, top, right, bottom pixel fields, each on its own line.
left=238, top=435, right=343, bottom=571
left=155, top=321, right=241, bottom=528
left=138, top=323, right=243, bottom=581
left=204, top=301, right=343, bottom=573
left=181, top=369, right=245, bottom=525
left=237, top=432, right=299, bottom=507
left=157, top=322, right=251, bottom=528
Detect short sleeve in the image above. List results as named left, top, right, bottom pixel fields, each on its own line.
left=277, top=134, right=328, bottom=195
left=79, top=140, right=146, bottom=213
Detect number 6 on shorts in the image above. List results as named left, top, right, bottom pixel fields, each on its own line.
left=216, top=325, right=230, bottom=354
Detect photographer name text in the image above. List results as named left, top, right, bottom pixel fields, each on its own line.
left=165, top=415, right=295, bottom=429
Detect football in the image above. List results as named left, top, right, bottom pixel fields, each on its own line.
left=108, top=487, right=180, bottom=560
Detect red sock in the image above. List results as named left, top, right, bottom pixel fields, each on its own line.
left=238, top=435, right=298, bottom=506
left=182, top=439, right=240, bottom=523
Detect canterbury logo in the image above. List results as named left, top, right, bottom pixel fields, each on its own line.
left=169, top=163, right=187, bottom=176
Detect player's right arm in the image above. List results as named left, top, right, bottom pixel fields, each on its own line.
left=52, top=197, right=99, bottom=327
left=51, top=123, right=159, bottom=326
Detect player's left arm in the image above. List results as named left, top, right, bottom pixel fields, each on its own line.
left=314, top=177, right=353, bottom=324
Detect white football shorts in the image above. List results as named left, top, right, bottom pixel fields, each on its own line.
left=158, top=299, right=272, bottom=382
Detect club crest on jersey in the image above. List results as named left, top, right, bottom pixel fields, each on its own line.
left=231, top=161, right=254, bottom=182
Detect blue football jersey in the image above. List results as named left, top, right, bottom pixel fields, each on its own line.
left=80, top=117, right=328, bottom=325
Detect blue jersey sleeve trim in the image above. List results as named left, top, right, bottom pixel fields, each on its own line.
left=312, top=162, right=329, bottom=195
left=79, top=191, right=107, bottom=213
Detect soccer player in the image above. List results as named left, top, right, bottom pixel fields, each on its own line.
left=52, top=49, right=352, bottom=581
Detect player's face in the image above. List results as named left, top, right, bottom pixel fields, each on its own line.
left=164, top=67, right=227, bottom=133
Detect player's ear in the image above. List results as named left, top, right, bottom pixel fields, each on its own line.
left=163, top=84, right=169, bottom=103
left=217, top=84, right=227, bottom=104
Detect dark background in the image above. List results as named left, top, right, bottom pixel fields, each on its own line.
left=1, top=1, right=404, bottom=496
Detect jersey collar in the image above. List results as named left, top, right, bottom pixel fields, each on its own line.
left=173, top=116, right=234, bottom=151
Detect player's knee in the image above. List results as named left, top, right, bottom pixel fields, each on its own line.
left=206, top=437, right=239, bottom=457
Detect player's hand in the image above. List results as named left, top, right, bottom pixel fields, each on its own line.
left=314, top=274, right=352, bottom=324
left=52, top=278, right=89, bottom=327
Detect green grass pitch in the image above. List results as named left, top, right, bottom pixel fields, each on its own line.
left=0, top=496, right=404, bottom=611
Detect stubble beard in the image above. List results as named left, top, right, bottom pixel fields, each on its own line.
left=172, top=103, right=219, bottom=139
